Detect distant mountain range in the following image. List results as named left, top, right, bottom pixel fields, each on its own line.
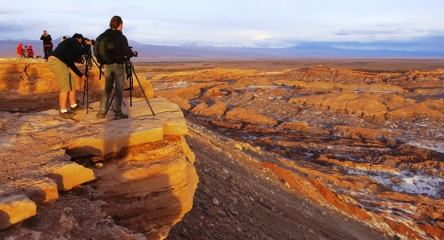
left=2, top=36, right=444, bottom=60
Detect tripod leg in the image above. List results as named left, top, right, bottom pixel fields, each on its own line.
left=105, top=91, right=115, bottom=115
left=82, top=67, right=88, bottom=109
left=130, top=76, right=133, bottom=107
left=125, top=62, right=133, bottom=107
left=82, top=54, right=91, bottom=113
left=86, top=79, right=89, bottom=113
left=82, top=83, right=86, bottom=106
left=131, top=64, right=155, bottom=116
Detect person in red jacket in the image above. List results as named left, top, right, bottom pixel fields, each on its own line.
left=27, top=45, right=34, bottom=58
left=16, top=43, right=23, bottom=57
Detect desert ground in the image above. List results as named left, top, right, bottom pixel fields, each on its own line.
left=2, top=58, right=444, bottom=240
left=132, top=58, right=444, bottom=78
left=141, top=58, right=444, bottom=240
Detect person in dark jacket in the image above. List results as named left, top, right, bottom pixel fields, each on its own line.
left=47, top=33, right=92, bottom=119
left=96, top=15, right=137, bottom=120
left=40, top=30, right=53, bottom=61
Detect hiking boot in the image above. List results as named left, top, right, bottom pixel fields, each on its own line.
left=60, top=111, right=75, bottom=119
left=96, top=112, right=106, bottom=119
left=114, top=112, right=128, bottom=120
left=71, top=105, right=86, bottom=113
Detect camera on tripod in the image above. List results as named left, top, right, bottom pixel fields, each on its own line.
left=77, top=38, right=95, bottom=65
left=129, top=46, right=138, bottom=57
left=82, top=38, right=95, bottom=46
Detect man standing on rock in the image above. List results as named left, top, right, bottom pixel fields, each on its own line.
left=47, top=33, right=92, bottom=119
left=40, top=30, right=53, bottom=61
left=95, top=15, right=137, bottom=120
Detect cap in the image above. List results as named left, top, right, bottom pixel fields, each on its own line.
left=72, top=33, right=84, bottom=39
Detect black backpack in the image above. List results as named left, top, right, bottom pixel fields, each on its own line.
left=93, top=33, right=115, bottom=65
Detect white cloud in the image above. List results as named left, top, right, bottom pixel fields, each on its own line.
left=2, top=0, right=444, bottom=46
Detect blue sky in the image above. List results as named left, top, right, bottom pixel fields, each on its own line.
left=2, top=0, right=444, bottom=48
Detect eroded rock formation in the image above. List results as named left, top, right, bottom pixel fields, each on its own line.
left=0, top=59, right=197, bottom=240
left=2, top=58, right=444, bottom=239
left=152, top=66, right=444, bottom=239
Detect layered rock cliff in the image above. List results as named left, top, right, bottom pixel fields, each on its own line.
left=0, top=58, right=197, bottom=239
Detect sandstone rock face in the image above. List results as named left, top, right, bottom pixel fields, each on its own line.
left=23, top=179, right=59, bottom=205
left=152, top=66, right=444, bottom=239
left=0, top=59, right=197, bottom=239
left=94, top=148, right=197, bottom=239
left=0, top=194, right=36, bottom=230
left=191, top=101, right=227, bottom=118
left=47, top=163, right=96, bottom=191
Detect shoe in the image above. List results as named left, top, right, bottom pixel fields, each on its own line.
left=96, top=112, right=106, bottom=119
left=71, top=105, right=86, bottom=113
left=114, top=112, right=128, bottom=120
left=60, top=111, right=75, bottom=119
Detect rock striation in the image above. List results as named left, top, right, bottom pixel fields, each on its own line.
left=3, top=58, right=444, bottom=239
left=152, top=66, right=444, bottom=239
left=0, top=59, right=197, bottom=239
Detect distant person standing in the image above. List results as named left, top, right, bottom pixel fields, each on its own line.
left=16, top=43, right=23, bottom=57
left=40, top=30, right=53, bottom=61
left=23, top=45, right=29, bottom=58
left=27, top=45, right=34, bottom=58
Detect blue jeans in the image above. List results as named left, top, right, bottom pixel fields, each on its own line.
left=98, top=63, right=125, bottom=114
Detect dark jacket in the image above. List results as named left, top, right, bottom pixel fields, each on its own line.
left=40, top=34, right=53, bottom=47
left=102, top=29, right=134, bottom=64
left=51, top=38, right=87, bottom=77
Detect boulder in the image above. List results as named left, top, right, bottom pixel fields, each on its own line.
left=0, top=194, right=36, bottom=230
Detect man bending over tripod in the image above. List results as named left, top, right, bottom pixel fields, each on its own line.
left=47, top=33, right=92, bottom=119
left=96, top=15, right=137, bottom=120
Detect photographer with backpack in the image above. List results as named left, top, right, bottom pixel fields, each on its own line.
left=95, top=15, right=137, bottom=120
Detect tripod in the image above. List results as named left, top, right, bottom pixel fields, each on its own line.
left=82, top=53, right=103, bottom=113
left=105, top=59, right=155, bottom=116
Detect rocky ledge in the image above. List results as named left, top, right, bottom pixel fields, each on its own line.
left=0, top=59, right=198, bottom=239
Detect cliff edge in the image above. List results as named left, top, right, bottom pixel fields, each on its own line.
left=0, top=58, right=198, bottom=239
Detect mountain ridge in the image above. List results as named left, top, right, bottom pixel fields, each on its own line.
left=1, top=36, right=444, bottom=60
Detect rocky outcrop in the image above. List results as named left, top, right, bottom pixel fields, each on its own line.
left=0, top=195, right=36, bottom=230
left=191, top=101, right=227, bottom=118
left=0, top=58, right=154, bottom=112
left=0, top=59, right=197, bottom=239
